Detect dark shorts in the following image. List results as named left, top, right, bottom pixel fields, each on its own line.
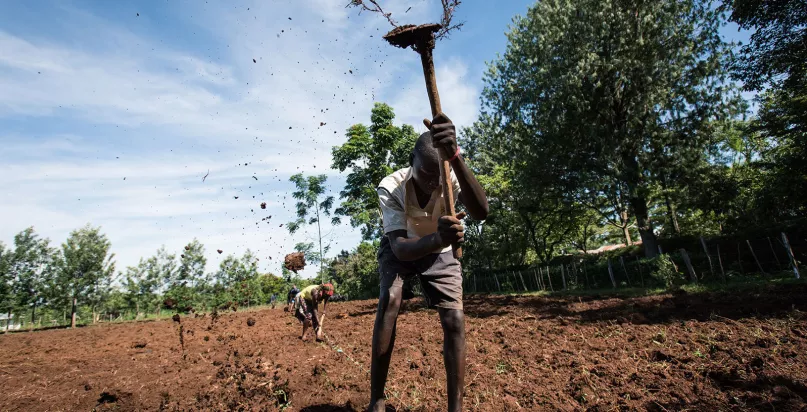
left=378, top=237, right=463, bottom=310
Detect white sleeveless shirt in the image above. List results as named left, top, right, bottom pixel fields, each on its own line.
left=377, top=167, right=462, bottom=254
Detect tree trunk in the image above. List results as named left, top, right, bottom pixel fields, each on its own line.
left=623, top=154, right=659, bottom=258
left=70, top=296, right=77, bottom=328
left=628, top=195, right=658, bottom=258
left=660, top=177, right=680, bottom=235
left=6, top=308, right=11, bottom=332
left=316, top=205, right=324, bottom=284
left=31, top=302, right=36, bottom=325
left=620, top=210, right=633, bottom=246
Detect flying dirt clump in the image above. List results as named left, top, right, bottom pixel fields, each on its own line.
left=260, top=202, right=267, bottom=209
left=247, top=317, right=256, bottom=327
left=284, top=252, right=306, bottom=273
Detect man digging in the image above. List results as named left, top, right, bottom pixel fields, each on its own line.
left=369, top=113, right=488, bottom=412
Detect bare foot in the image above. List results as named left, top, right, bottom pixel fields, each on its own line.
left=367, top=399, right=386, bottom=412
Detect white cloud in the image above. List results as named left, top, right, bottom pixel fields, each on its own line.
left=0, top=1, right=481, bottom=278
left=391, top=57, right=480, bottom=131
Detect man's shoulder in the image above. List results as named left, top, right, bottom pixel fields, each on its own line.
left=378, top=167, right=410, bottom=192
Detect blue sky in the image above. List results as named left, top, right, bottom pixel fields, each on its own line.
left=0, top=0, right=750, bottom=279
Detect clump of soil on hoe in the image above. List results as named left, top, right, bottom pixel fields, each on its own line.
left=284, top=252, right=305, bottom=273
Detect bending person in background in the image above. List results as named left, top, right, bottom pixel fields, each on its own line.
left=286, top=284, right=299, bottom=313
left=296, top=283, right=334, bottom=341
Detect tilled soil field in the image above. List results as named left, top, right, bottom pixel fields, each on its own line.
left=2, top=284, right=807, bottom=411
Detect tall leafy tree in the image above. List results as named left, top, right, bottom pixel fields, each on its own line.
left=215, top=250, right=261, bottom=308
left=480, top=0, right=736, bottom=257
left=287, top=174, right=336, bottom=281
left=166, top=239, right=206, bottom=312
left=57, top=225, right=115, bottom=327
left=727, top=0, right=807, bottom=221
left=0, top=242, right=13, bottom=327
left=331, top=102, right=419, bottom=240
left=8, top=227, right=56, bottom=324
left=326, top=241, right=380, bottom=300
left=123, top=246, right=173, bottom=316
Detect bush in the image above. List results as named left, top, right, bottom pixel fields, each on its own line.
left=649, top=256, right=680, bottom=288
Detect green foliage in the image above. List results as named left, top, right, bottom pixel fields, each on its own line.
left=215, top=250, right=262, bottom=308
left=727, top=0, right=806, bottom=92
left=726, top=0, right=807, bottom=225
left=331, top=102, right=418, bottom=240
left=326, top=241, right=380, bottom=300
left=123, top=246, right=172, bottom=316
left=478, top=0, right=738, bottom=258
left=287, top=173, right=336, bottom=281
left=7, top=227, right=57, bottom=323
left=649, top=256, right=680, bottom=288
left=57, top=225, right=115, bottom=325
left=0, top=242, right=12, bottom=315
left=165, top=239, right=206, bottom=312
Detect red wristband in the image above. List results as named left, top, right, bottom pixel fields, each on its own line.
left=448, top=146, right=460, bottom=162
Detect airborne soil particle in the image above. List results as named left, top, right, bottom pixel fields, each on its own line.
left=0, top=284, right=806, bottom=410
left=247, top=317, right=256, bottom=327
left=284, top=252, right=306, bottom=273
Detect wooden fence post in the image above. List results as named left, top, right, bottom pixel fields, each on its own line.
left=716, top=244, right=726, bottom=283
left=607, top=259, right=617, bottom=288
left=737, top=243, right=745, bottom=274
left=583, top=261, right=589, bottom=289
left=747, top=240, right=766, bottom=274
left=782, top=232, right=801, bottom=279
left=700, top=237, right=714, bottom=279
left=767, top=237, right=782, bottom=269
left=518, top=271, right=528, bottom=292
left=635, top=256, right=644, bottom=287
left=546, top=266, right=554, bottom=292
left=533, top=269, right=541, bottom=291
left=619, top=256, right=631, bottom=286
left=680, top=249, right=698, bottom=283
left=560, top=265, right=567, bottom=290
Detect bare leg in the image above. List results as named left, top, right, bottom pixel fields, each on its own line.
left=438, top=308, right=466, bottom=412
left=368, top=285, right=403, bottom=412
left=301, top=318, right=311, bottom=341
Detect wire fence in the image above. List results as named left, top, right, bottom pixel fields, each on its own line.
left=462, top=231, right=803, bottom=294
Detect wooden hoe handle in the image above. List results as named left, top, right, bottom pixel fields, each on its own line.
left=419, top=48, right=462, bottom=260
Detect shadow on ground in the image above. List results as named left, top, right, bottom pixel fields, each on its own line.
left=463, top=282, right=807, bottom=325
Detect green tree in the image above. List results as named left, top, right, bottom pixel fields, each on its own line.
left=727, top=0, right=806, bottom=92
left=215, top=250, right=261, bottom=308
left=0, top=242, right=13, bottom=328
left=8, top=228, right=56, bottom=324
left=331, top=102, right=419, bottom=240
left=727, top=0, right=807, bottom=222
left=327, top=241, right=380, bottom=300
left=480, top=0, right=737, bottom=257
left=123, top=247, right=173, bottom=317
left=166, top=239, right=206, bottom=312
left=257, top=273, right=286, bottom=303
left=287, top=174, right=336, bottom=281
left=57, top=225, right=115, bottom=327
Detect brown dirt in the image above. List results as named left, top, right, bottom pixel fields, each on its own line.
left=1, top=284, right=807, bottom=411
left=383, top=24, right=441, bottom=49
left=284, top=252, right=306, bottom=273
